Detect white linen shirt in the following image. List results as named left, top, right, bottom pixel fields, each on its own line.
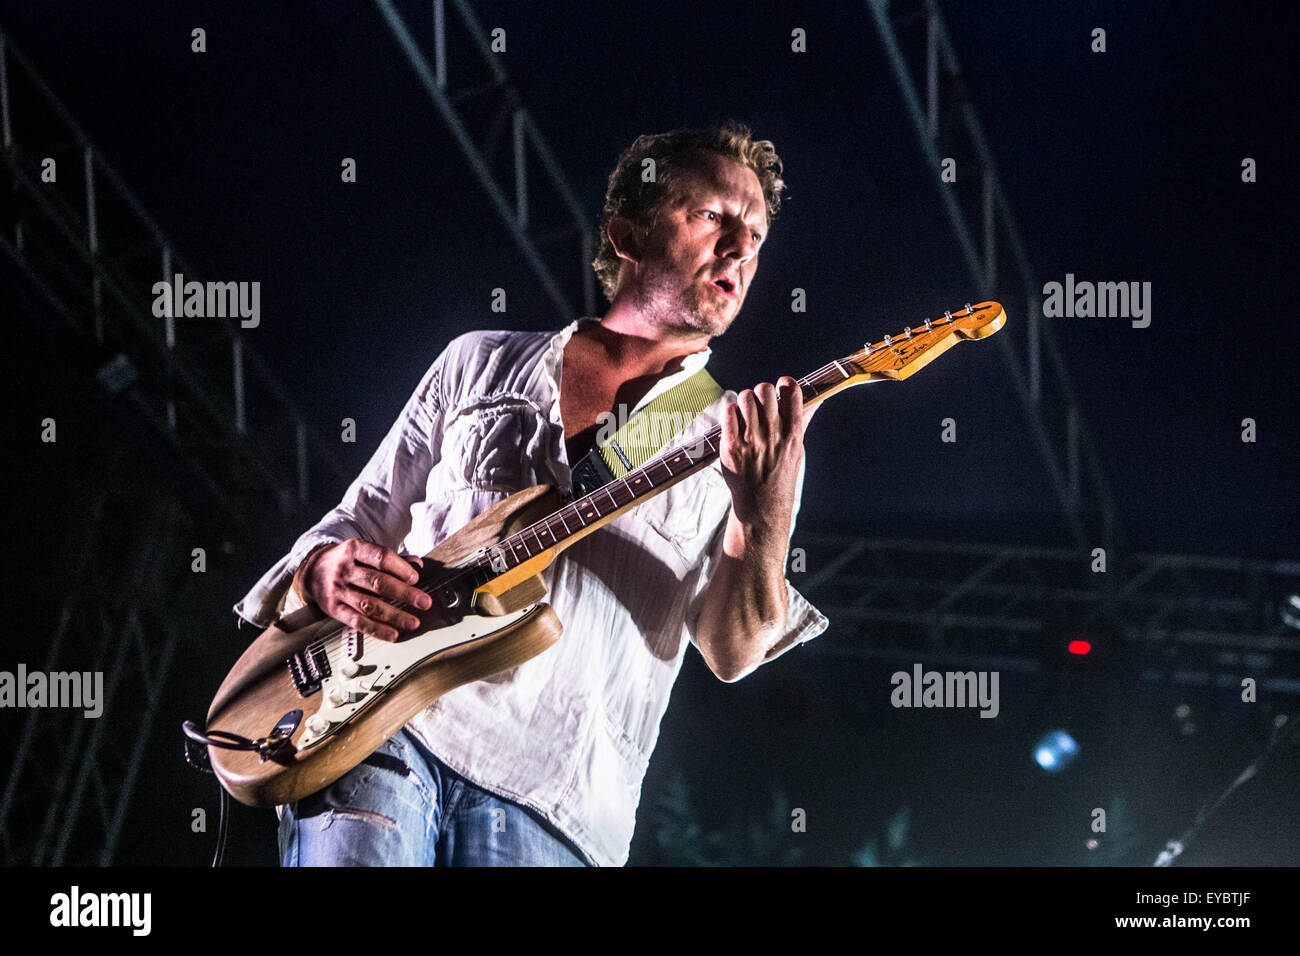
left=234, top=317, right=829, bottom=866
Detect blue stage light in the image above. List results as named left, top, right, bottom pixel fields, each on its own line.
left=1034, top=730, right=1079, bottom=771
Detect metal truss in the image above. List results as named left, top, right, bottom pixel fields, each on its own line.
left=794, top=532, right=1300, bottom=694
left=0, top=0, right=598, bottom=860
left=865, top=0, right=1123, bottom=558
left=372, top=0, right=597, bottom=321
left=0, top=31, right=345, bottom=518
left=0, top=30, right=344, bottom=864
left=0, top=450, right=184, bottom=865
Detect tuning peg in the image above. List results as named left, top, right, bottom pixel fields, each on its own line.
left=944, top=310, right=954, bottom=322
left=924, top=318, right=933, bottom=331
left=904, top=326, right=914, bottom=339
left=884, top=333, right=892, bottom=345
left=965, top=302, right=974, bottom=314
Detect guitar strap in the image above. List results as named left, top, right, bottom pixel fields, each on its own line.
left=569, top=366, right=724, bottom=497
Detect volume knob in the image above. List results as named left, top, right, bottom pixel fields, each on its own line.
left=306, top=714, right=330, bottom=735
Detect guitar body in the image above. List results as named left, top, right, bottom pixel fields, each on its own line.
left=206, top=485, right=568, bottom=808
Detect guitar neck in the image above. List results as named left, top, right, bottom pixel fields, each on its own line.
left=464, top=300, right=1006, bottom=596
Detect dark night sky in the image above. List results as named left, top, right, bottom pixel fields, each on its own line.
left=2, top=1, right=1297, bottom=868
left=5, top=0, right=1296, bottom=557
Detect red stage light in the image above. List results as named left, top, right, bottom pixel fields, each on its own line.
left=1067, top=640, right=1092, bottom=655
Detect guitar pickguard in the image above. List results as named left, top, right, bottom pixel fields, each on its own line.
left=294, top=603, right=538, bottom=750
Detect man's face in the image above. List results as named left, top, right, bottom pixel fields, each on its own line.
left=628, top=151, right=768, bottom=338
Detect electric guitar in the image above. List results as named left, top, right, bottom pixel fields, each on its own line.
left=205, top=300, right=1006, bottom=806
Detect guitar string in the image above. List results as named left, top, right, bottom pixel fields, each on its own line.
left=301, top=313, right=974, bottom=657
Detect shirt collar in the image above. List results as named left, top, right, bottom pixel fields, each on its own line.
left=547, top=316, right=713, bottom=374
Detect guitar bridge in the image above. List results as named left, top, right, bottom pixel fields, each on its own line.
left=287, top=644, right=332, bottom=697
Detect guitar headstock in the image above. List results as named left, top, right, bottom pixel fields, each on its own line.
left=845, top=300, right=1005, bottom=383
left=797, top=300, right=1005, bottom=408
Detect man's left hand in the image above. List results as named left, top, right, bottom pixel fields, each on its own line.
left=719, top=375, right=815, bottom=531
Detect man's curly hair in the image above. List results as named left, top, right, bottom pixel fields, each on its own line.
left=591, top=121, right=786, bottom=304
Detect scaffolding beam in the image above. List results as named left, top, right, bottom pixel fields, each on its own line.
left=865, top=0, right=1123, bottom=559
left=794, top=531, right=1300, bottom=692
left=0, top=29, right=346, bottom=865
left=372, top=0, right=597, bottom=321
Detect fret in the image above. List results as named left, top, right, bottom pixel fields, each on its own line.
left=558, top=510, right=571, bottom=535
left=533, top=527, right=545, bottom=551
left=605, top=485, right=618, bottom=512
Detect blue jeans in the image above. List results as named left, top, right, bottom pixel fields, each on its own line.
left=278, top=728, right=591, bottom=866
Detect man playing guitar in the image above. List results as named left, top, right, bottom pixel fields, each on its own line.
left=234, top=122, right=827, bottom=866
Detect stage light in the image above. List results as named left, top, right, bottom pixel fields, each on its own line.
left=1033, top=730, right=1079, bottom=771
left=1067, top=640, right=1091, bottom=655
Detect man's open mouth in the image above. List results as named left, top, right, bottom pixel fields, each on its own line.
left=712, top=276, right=736, bottom=296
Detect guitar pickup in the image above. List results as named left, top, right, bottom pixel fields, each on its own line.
left=287, top=644, right=333, bottom=697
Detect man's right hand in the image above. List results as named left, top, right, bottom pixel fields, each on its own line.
left=300, top=539, right=433, bottom=642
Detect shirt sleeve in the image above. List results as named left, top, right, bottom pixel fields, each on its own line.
left=684, top=453, right=829, bottom=667
left=232, top=343, right=451, bottom=628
